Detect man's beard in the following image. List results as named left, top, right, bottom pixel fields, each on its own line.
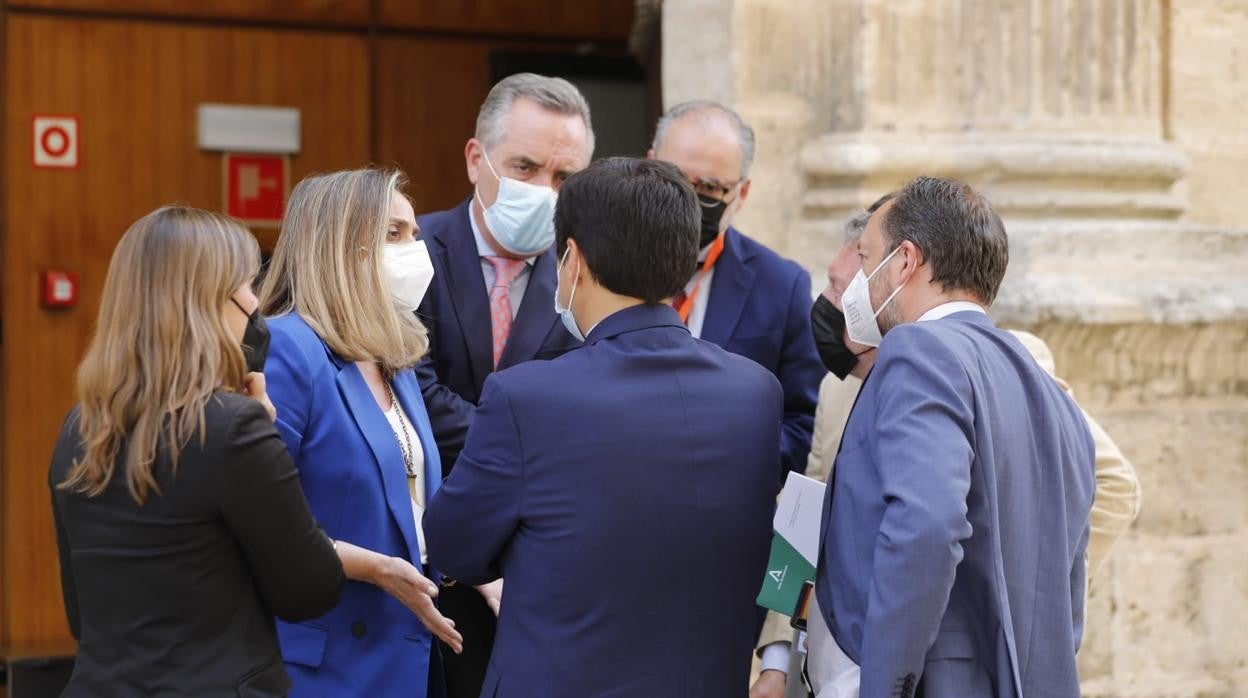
left=869, top=274, right=903, bottom=336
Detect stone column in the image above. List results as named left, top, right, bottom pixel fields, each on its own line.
left=664, top=0, right=1248, bottom=695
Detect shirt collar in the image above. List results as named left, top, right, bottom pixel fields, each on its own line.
left=697, top=241, right=713, bottom=263
left=918, top=301, right=987, bottom=322
left=469, top=197, right=536, bottom=266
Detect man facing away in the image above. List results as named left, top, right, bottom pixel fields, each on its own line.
left=753, top=198, right=1140, bottom=698
left=425, top=157, right=783, bottom=698
left=811, top=177, right=1096, bottom=697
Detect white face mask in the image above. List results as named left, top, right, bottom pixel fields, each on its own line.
left=476, top=151, right=558, bottom=257
left=553, top=247, right=585, bottom=342
left=841, top=245, right=905, bottom=348
left=382, top=240, right=435, bottom=312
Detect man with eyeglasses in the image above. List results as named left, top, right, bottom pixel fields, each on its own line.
left=648, top=101, right=823, bottom=479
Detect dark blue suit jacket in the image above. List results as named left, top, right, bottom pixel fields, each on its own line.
left=264, top=314, right=445, bottom=697
left=415, top=199, right=580, bottom=473
left=425, top=304, right=783, bottom=698
left=815, top=312, right=1096, bottom=697
left=704, top=227, right=822, bottom=475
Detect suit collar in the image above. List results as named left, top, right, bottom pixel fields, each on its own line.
left=917, top=301, right=988, bottom=322
left=585, top=303, right=688, bottom=344
left=939, top=309, right=996, bottom=328
left=433, top=200, right=495, bottom=385
left=333, top=364, right=426, bottom=565
left=700, top=227, right=757, bottom=345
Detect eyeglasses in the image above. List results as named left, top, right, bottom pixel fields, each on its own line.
left=688, top=177, right=741, bottom=205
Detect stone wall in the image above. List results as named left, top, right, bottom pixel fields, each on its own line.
left=663, top=0, right=1248, bottom=694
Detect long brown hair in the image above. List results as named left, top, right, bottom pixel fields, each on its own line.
left=259, top=167, right=428, bottom=375
left=61, top=206, right=260, bottom=503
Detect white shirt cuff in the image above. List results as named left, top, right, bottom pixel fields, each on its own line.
left=759, top=641, right=792, bottom=675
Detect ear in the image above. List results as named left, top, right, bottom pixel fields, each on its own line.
left=736, top=178, right=752, bottom=208
left=645, top=147, right=656, bottom=160
left=899, top=240, right=924, bottom=282
left=465, top=139, right=482, bottom=185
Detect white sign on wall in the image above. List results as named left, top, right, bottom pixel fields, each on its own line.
left=33, top=115, right=79, bottom=169
left=197, top=104, right=301, bottom=154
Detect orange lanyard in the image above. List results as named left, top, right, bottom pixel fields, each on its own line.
left=675, top=233, right=727, bottom=323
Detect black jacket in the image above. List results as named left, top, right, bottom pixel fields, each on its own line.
left=49, top=392, right=344, bottom=697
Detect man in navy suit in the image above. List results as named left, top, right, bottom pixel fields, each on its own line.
left=413, top=73, right=593, bottom=696
left=648, top=101, right=823, bottom=476
left=425, top=157, right=783, bottom=698
left=809, top=177, right=1096, bottom=697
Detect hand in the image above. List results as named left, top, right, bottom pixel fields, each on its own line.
left=242, top=372, right=277, bottom=421
left=476, top=579, right=503, bottom=617
left=749, top=669, right=787, bottom=698
left=377, top=556, right=464, bottom=653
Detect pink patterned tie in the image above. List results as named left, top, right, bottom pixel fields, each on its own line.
left=485, top=256, right=526, bottom=369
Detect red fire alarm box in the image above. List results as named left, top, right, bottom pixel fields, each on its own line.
left=41, top=270, right=78, bottom=308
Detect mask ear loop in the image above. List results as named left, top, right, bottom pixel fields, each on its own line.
left=474, top=149, right=502, bottom=213
left=481, top=149, right=501, bottom=181
left=230, top=297, right=255, bottom=319
left=867, top=244, right=910, bottom=319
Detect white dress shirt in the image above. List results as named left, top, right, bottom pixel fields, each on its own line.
left=916, top=300, right=987, bottom=322
left=469, top=199, right=535, bottom=318
left=680, top=243, right=717, bottom=338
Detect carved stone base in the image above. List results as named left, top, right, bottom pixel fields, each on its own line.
left=801, top=133, right=1190, bottom=225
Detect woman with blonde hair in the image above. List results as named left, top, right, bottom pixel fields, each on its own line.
left=259, top=167, right=459, bottom=697
left=49, top=205, right=345, bottom=697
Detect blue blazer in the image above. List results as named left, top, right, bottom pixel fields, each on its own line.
left=264, top=313, right=445, bottom=698
left=415, top=198, right=580, bottom=473
left=815, top=312, right=1096, bottom=697
left=704, top=227, right=823, bottom=475
left=424, top=304, right=783, bottom=698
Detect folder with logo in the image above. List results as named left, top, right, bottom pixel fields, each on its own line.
left=757, top=472, right=825, bottom=615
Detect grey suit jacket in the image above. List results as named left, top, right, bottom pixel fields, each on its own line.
left=815, top=311, right=1096, bottom=697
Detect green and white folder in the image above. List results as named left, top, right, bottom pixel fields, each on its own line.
left=756, top=472, right=825, bottom=615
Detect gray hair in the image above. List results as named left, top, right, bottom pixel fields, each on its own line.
left=475, top=73, right=595, bottom=157
left=652, top=100, right=756, bottom=179
left=843, top=191, right=898, bottom=246
left=842, top=210, right=870, bottom=246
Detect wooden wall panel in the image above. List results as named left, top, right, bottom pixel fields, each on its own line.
left=374, top=37, right=500, bottom=215
left=5, top=0, right=370, bottom=26
left=1, top=14, right=370, bottom=646
left=374, top=36, right=606, bottom=215
left=378, top=0, right=634, bottom=41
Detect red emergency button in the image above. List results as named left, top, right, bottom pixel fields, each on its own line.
left=41, top=270, right=78, bottom=308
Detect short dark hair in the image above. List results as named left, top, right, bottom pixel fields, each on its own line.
left=880, top=177, right=1008, bottom=305
left=555, top=157, right=700, bottom=304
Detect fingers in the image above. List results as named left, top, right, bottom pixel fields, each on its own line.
left=403, top=566, right=438, bottom=597
left=414, top=598, right=463, bottom=653
left=390, top=565, right=460, bottom=650
left=243, top=371, right=266, bottom=395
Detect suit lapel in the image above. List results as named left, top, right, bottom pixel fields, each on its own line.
left=498, top=248, right=560, bottom=370
left=437, top=203, right=495, bottom=387
left=391, top=371, right=443, bottom=501
left=700, top=229, right=757, bottom=347
left=335, top=364, right=422, bottom=565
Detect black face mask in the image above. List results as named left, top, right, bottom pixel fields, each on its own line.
left=697, top=194, right=727, bottom=248
left=810, top=295, right=861, bottom=380
left=232, top=298, right=271, bottom=374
